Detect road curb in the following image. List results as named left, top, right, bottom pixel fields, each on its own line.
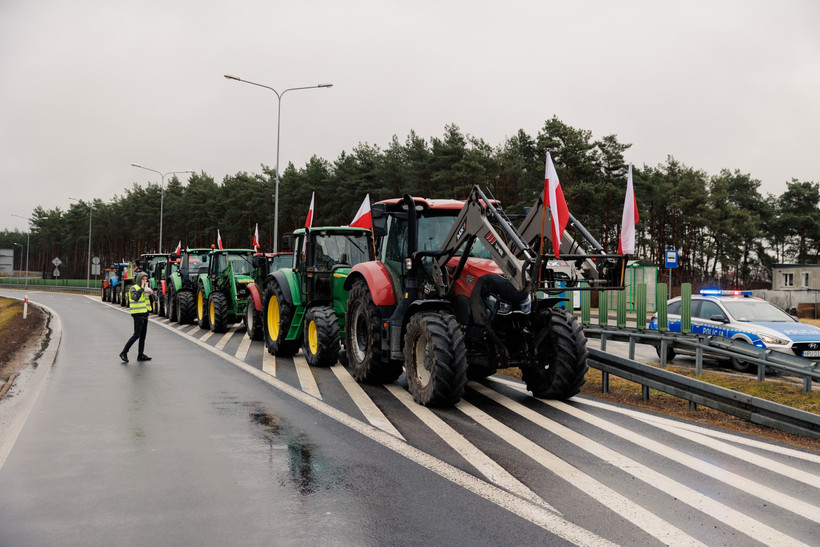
left=0, top=295, right=63, bottom=470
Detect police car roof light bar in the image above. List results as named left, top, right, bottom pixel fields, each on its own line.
left=699, top=289, right=752, bottom=297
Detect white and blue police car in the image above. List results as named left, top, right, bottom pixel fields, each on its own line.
left=648, top=289, right=820, bottom=372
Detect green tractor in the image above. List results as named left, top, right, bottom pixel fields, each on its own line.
left=245, top=252, right=294, bottom=341
left=166, top=248, right=211, bottom=323
left=195, top=248, right=257, bottom=333
left=263, top=226, right=374, bottom=366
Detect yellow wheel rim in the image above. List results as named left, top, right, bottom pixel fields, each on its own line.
left=197, top=292, right=204, bottom=319
left=308, top=320, right=318, bottom=355
left=209, top=300, right=215, bottom=325
left=267, top=297, right=280, bottom=339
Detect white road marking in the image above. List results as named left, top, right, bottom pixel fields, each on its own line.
left=234, top=334, right=252, bottom=361
left=262, top=350, right=276, bottom=376
left=386, top=384, right=553, bottom=511
left=187, top=324, right=200, bottom=334
left=470, top=382, right=810, bottom=547
left=215, top=329, right=235, bottom=350
left=152, top=320, right=614, bottom=546
left=293, top=354, right=321, bottom=399
left=200, top=330, right=214, bottom=342
left=332, top=367, right=404, bottom=440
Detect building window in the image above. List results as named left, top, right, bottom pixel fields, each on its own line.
left=804, top=272, right=810, bottom=288
left=783, top=273, right=794, bottom=287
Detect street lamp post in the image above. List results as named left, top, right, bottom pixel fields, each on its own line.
left=69, top=197, right=93, bottom=288
left=130, top=165, right=194, bottom=252
left=13, top=243, right=23, bottom=275
left=11, top=214, right=31, bottom=286
left=223, top=74, right=332, bottom=252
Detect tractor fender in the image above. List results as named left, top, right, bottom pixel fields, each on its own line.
left=248, top=282, right=264, bottom=311
left=160, top=280, right=167, bottom=296
left=111, top=276, right=119, bottom=287
left=264, top=269, right=302, bottom=307
left=197, top=274, right=212, bottom=298
left=170, top=273, right=183, bottom=292
left=344, top=262, right=396, bottom=306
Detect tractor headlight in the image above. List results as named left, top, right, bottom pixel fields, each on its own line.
left=497, top=301, right=512, bottom=314
left=485, top=294, right=498, bottom=312
left=519, top=294, right=532, bottom=314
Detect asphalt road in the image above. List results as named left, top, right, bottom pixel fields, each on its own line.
left=1, top=289, right=819, bottom=546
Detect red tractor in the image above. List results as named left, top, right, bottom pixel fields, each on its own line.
left=342, top=186, right=626, bottom=406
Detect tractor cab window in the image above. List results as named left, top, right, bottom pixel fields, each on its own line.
left=294, top=235, right=306, bottom=271
left=382, top=215, right=408, bottom=280
left=229, top=253, right=254, bottom=276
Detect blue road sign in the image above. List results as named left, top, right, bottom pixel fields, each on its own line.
left=665, top=250, right=678, bottom=268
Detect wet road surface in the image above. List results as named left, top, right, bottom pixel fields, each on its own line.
left=1, top=290, right=819, bottom=546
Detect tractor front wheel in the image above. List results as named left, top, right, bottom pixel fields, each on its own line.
left=245, top=296, right=263, bottom=341
left=345, top=280, right=401, bottom=384
left=523, top=308, right=588, bottom=399
left=178, top=290, right=195, bottom=324
left=196, top=284, right=209, bottom=329
left=263, top=281, right=299, bottom=356
left=404, top=311, right=468, bottom=406
left=303, top=306, right=340, bottom=367
left=209, top=291, right=228, bottom=333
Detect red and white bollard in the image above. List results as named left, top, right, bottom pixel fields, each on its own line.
left=23, top=295, right=28, bottom=320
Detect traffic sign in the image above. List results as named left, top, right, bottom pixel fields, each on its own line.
left=52, top=257, right=62, bottom=267
left=92, top=256, right=100, bottom=265
left=53, top=267, right=61, bottom=277
left=665, top=250, right=678, bottom=268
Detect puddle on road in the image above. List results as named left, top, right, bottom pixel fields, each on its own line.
left=248, top=403, right=340, bottom=496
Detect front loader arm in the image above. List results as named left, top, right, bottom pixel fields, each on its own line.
left=430, top=186, right=538, bottom=295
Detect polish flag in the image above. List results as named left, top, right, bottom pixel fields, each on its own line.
left=618, top=163, right=639, bottom=255
left=174, top=241, right=181, bottom=255
left=305, top=192, right=315, bottom=229
left=350, top=194, right=372, bottom=229
left=544, top=152, right=570, bottom=258
left=252, top=223, right=260, bottom=249
left=217, top=229, right=223, bottom=250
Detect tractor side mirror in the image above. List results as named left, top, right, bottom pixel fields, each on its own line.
left=281, top=234, right=294, bottom=252
left=372, top=204, right=388, bottom=237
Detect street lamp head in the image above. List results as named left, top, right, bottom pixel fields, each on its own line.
left=224, top=74, right=240, bottom=81
left=131, top=163, right=142, bottom=168
left=318, top=83, right=333, bottom=88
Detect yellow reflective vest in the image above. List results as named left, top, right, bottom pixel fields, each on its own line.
left=129, top=285, right=151, bottom=314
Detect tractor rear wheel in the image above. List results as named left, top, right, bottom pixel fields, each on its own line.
left=523, top=308, right=588, bottom=399
left=404, top=311, right=468, bottom=406
left=209, top=291, right=228, bottom=333
left=178, top=290, right=196, bottom=324
left=345, top=280, right=401, bottom=384
left=303, top=305, right=340, bottom=367
left=263, top=280, right=300, bottom=356
left=166, top=289, right=176, bottom=322
left=196, top=284, right=210, bottom=329
left=158, top=291, right=166, bottom=317
left=245, top=296, right=263, bottom=341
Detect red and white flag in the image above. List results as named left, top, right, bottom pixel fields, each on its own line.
left=174, top=241, right=181, bottom=255
left=618, top=163, right=639, bottom=255
left=305, top=192, right=315, bottom=229
left=350, top=194, right=372, bottom=229
left=217, top=229, right=224, bottom=250
left=252, top=223, right=260, bottom=249
left=544, top=152, right=570, bottom=258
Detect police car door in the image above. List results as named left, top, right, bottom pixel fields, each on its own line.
left=694, top=300, right=729, bottom=337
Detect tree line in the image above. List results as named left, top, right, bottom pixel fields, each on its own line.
left=1, top=116, right=817, bottom=288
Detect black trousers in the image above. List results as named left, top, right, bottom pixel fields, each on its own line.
left=123, top=313, right=149, bottom=355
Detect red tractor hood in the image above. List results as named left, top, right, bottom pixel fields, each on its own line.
left=446, top=257, right=504, bottom=299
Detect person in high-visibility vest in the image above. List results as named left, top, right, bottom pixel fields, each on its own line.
left=120, top=271, right=154, bottom=363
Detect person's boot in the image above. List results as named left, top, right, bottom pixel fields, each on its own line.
left=137, top=354, right=152, bottom=361
left=119, top=352, right=129, bottom=363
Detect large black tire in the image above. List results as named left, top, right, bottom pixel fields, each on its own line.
left=209, top=291, right=229, bottom=333
left=522, top=307, right=588, bottom=399
left=178, top=290, right=196, bottom=324
left=344, top=280, right=402, bottom=384
left=158, top=290, right=166, bottom=317
left=165, top=288, right=176, bottom=322
left=245, top=296, right=263, bottom=341
left=263, top=280, right=300, bottom=356
left=730, top=339, right=755, bottom=373
left=303, top=306, right=340, bottom=367
left=112, top=286, right=118, bottom=304
left=196, top=284, right=210, bottom=329
left=404, top=311, right=468, bottom=406
left=100, top=286, right=106, bottom=302
left=655, top=344, right=676, bottom=362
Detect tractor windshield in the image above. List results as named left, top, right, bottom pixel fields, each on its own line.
left=313, top=233, right=370, bottom=271
left=417, top=214, right=492, bottom=259
left=229, top=253, right=255, bottom=276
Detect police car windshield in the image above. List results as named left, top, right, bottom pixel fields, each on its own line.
left=722, top=300, right=794, bottom=322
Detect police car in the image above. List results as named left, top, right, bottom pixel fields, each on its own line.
left=648, top=289, right=820, bottom=372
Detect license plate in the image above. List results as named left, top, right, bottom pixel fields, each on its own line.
left=802, top=350, right=820, bottom=357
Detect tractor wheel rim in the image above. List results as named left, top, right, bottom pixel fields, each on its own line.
left=352, top=307, right=367, bottom=362
left=267, top=298, right=280, bottom=339
left=197, top=292, right=204, bottom=319
left=209, top=300, right=215, bottom=324
left=414, top=334, right=431, bottom=387
left=308, top=320, right=318, bottom=355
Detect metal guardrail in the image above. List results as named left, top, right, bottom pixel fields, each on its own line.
left=583, top=326, right=820, bottom=392
left=586, top=347, right=820, bottom=439
left=0, top=285, right=99, bottom=295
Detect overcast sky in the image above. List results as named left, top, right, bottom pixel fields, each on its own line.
left=2, top=0, right=818, bottom=232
